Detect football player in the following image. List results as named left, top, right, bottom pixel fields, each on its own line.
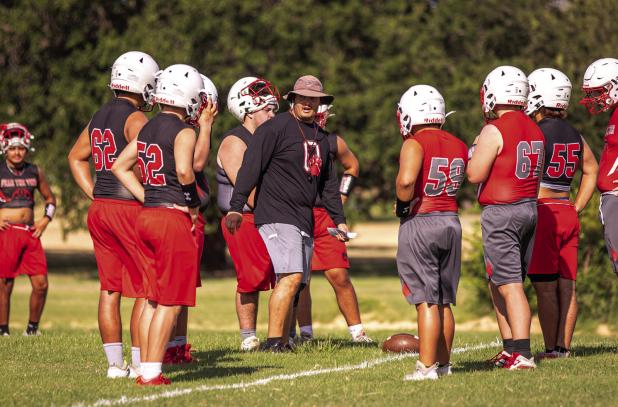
left=526, top=68, right=598, bottom=358
left=68, top=51, right=158, bottom=378
left=112, top=64, right=209, bottom=385
left=580, top=58, right=618, bottom=277
left=395, top=85, right=467, bottom=381
left=217, top=76, right=279, bottom=351
left=0, top=123, right=56, bottom=337
left=295, top=104, right=371, bottom=343
left=467, top=66, right=544, bottom=370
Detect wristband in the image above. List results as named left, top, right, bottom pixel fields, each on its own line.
left=44, top=203, right=56, bottom=221
left=468, top=144, right=477, bottom=160
left=339, top=174, right=357, bottom=196
left=395, top=198, right=411, bottom=218
left=181, top=182, right=201, bottom=208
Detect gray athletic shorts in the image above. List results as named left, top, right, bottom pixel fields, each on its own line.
left=600, top=193, right=618, bottom=276
left=396, top=213, right=462, bottom=305
left=481, top=199, right=537, bottom=286
left=258, top=223, right=313, bottom=284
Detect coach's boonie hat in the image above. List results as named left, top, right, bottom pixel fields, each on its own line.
left=284, top=75, right=334, bottom=104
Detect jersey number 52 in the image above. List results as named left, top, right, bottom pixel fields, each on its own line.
left=137, top=141, right=166, bottom=186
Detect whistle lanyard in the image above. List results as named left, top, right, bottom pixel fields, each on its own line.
left=291, top=112, right=321, bottom=179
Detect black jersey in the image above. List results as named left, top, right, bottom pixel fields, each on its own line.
left=0, top=161, right=38, bottom=209
left=216, top=125, right=252, bottom=213
left=138, top=113, right=193, bottom=207
left=538, top=117, right=583, bottom=192
left=88, top=98, right=139, bottom=201
left=314, top=132, right=339, bottom=208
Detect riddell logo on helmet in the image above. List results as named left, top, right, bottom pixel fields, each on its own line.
left=507, top=99, right=525, bottom=105
left=555, top=103, right=568, bottom=109
left=154, top=96, right=175, bottom=105
left=111, top=83, right=130, bottom=91
left=424, top=117, right=443, bottom=123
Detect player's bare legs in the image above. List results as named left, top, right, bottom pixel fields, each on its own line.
left=296, top=280, right=312, bottom=329
left=145, top=304, right=182, bottom=362
left=98, top=290, right=122, bottom=343
left=0, top=278, right=15, bottom=332
left=437, top=305, right=454, bottom=365
left=175, top=306, right=188, bottom=339
left=324, top=268, right=362, bottom=326
left=27, top=274, right=48, bottom=324
left=557, top=278, right=577, bottom=351
left=268, top=273, right=302, bottom=340
left=139, top=301, right=156, bottom=361
left=497, top=283, right=531, bottom=340
left=489, top=282, right=513, bottom=340
left=416, top=303, right=441, bottom=366
left=130, top=298, right=145, bottom=346
left=532, top=281, right=559, bottom=351
left=237, top=292, right=259, bottom=331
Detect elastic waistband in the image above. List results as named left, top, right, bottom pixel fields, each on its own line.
left=94, top=198, right=141, bottom=207
left=537, top=198, right=574, bottom=206
left=482, top=198, right=536, bottom=208
left=7, top=223, right=33, bottom=231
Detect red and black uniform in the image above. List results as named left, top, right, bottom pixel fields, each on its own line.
left=86, top=98, right=144, bottom=297
left=397, top=129, right=468, bottom=305
left=529, top=118, right=583, bottom=281
left=478, top=111, right=545, bottom=285
left=0, top=162, right=47, bottom=278
left=217, top=125, right=274, bottom=293
left=135, top=113, right=199, bottom=306
left=599, top=108, right=618, bottom=275
left=312, top=133, right=349, bottom=271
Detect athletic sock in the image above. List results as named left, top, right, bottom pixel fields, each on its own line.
left=503, top=338, right=515, bottom=354
left=556, top=346, right=569, bottom=353
left=348, top=324, right=364, bottom=338
left=240, top=328, right=256, bottom=340
left=545, top=348, right=554, bottom=354
left=174, top=336, right=187, bottom=347
left=0, top=324, right=9, bottom=335
left=131, top=347, right=141, bottom=367
left=299, top=325, right=313, bottom=337
left=513, top=339, right=532, bottom=359
left=289, top=326, right=297, bottom=339
left=103, top=342, right=124, bottom=367
left=165, top=340, right=176, bottom=350
left=26, top=320, right=39, bottom=334
left=140, top=362, right=162, bottom=380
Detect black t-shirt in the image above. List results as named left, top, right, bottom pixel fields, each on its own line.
left=538, top=117, right=583, bottom=192
left=230, top=112, right=346, bottom=234
left=0, top=161, right=38, bottom=209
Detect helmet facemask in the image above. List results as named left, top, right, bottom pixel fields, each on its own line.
left=0, top=124, right=34, bottom=155
left=580, top=84, right=617, bottom=115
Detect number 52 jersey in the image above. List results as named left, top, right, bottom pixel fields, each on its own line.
left=408, top=128, right=468, bottom=216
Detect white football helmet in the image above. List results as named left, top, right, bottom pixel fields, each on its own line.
left=227, top=77, right=280, bottom=122
left=109, top=51, right=159, bottom=107
left=0, top=123, right=34, bottom=154
left=397, top=85, right=446, bottom=138
left=186, top=74, right=218, bottom=127
left=526, top=68, right=572, bottom=115
left=480, top=66, right=528, bottom=119
left=152, top=64, right=206, bottom=122
left=315, top=104, right=334, bottom=128
left=580, top=58, right=618, bottom=115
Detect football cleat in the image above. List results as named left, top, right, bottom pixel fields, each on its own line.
left=404, top=361, right=439, bottom=381
left=240, top=335, right=260, bottom=352
left=487, top=350, right=511, bottom=367
left=503, top=352, right=536, bottom=370
left=23, top=329, right=41, bottom=337
left=163, top=345, right=178, bottom=365
left=537, top=350, right=558, bottom=360
left=298, top=332, right=313, bottom=343
left=352, top=332, right=374, bottom=343
left=555, top=350, right=571, bottom=358
left=261, top=340, right=294, bottom=353
left=136, top=374, right=171, bottom=386
left=107, top=363, right=130, bottom=379
left=176, top=343, right=194, bottom=364
left=128, top=364, right=140, bottom=379
left=437, top=362, right=452, bottom=377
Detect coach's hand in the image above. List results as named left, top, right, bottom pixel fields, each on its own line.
left=336, top=223, right=350, bottom=242
left=32, top=217, right=50, bottom=239
left=225, top=212, right=243, bottom=234
left=0, top=219, right=9, bottom=231
left=198, top=99, right=218, bottom=127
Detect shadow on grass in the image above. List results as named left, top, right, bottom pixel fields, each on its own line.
left=571, top=343, right=618, bottom=357
left=294, top=337, right=380, bottom=352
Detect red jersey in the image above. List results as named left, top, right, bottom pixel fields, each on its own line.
left=410, top=128, right=468, bottom=215
left=598, top=108, right=618, bottom=193
left=478, top=111, right=545, bottom=205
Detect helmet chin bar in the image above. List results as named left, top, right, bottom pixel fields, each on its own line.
left=580, top=85, right=617, bottom=115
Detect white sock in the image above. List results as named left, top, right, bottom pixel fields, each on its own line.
left=348, top=324, right=364, bottom=338
left=131, top=347, right=141, bottom=367
left=174, top=336, right=187, bottom=347
left=300, top=325, right=313, bottom=337
left=140, top=362, right=162, bottom=380
left=103, top=342, right=124, bottom=367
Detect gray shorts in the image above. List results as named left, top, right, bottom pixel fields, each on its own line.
left=481, top=200, right=537, bottom=286
left=396, top=213, right=462, bottom=305
left=258, top=223, right=313, bottom=284
left=600, top=193, right=618, bottom=276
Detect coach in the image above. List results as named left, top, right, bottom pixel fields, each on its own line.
left=226, top=75, right=348, bottom=351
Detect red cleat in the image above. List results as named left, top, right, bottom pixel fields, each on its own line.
left=163, top=346, right=178, bottom=365
left=486, top=350, right=511, bottom=367
left=503, top=352, right=536, bottom=370
left=176, top=343, right=195, bottom=364
left=136, top=374, right=171, bottom=386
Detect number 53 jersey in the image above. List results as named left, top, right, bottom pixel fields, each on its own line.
left=409, top=128, right=468, bottom=216
left=478, top=111, right=545, bottom=206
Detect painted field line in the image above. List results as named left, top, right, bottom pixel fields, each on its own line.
left=74, top=340, right=500, bottom=407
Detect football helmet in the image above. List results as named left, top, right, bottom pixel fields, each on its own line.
left=152, top=64, right=206, bottom=122
left=315, top=104, right=334, bottom=128
left=480, top=66, right=528, bottom=121
left=109, top=51, right=159, bottom=108
left=526, top=68, right=572, bottom=115
left=580, top=58, right=618, bottom=115
left=0, top=123, right=34, bottom=154
left=186, top=74, right=218, bottom=127
left=227, top=77, right=280, bottom=122
left=397, top=85, right=446, bottom=139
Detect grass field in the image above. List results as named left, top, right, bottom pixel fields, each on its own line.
left=1, top=274, right=617, bottom=406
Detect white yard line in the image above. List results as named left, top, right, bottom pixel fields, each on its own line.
left=74, top=340, right=500, bottom=407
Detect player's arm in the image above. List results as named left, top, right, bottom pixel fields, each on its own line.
left=218, top=136, right=257, bottom=208
left=124, top=111, right=148, bottom=142
left=67, top=124, right=95, bottom=200
left=395, top=139, right=423, bottom=217
left=320, top=155, right=349, bottom=241
left=466, top=124, right=502, bottom=184
left=174, top=128, right=199, bottom=226
left=193, top=99, right=218, bottom=172
left=32, top=167, right=57, bottom=238
left=111, top=138, right=144, bottom=203
left=336, top=135, right=359, bottom=204
left=574, top=137, right=599, bottom=213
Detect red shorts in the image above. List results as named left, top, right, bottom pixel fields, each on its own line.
left=194, top=213, right=205, bottom=288
left=221, top=213, right=274, bottom=293
left=87, top=199, right=144, bottom=297
left=528, top=199, right=580, bottom=281
left=135, top=207, right=198, bottom=306
left=0, top=224, right=47, bottom=278
left=311, top=207, right=350, bottom=271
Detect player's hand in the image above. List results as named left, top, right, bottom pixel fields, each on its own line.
left=32, top=217, right=50, bottom=239
left=225, top=212, right=243, bottom=234
left=336, top=223, right=350, bottom=242
left=341, top=195, right=348, bottom=205
left=198, top=99, right=218, bottom=128
left=0, top=218, right=9, bottom=231
left=189, top=207, right=199, bottom=231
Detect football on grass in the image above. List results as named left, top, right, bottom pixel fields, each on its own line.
left=381, top=333, right=420, bottom=353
